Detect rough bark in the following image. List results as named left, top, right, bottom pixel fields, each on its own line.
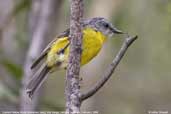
left=65, top=0, right=83, bottom=113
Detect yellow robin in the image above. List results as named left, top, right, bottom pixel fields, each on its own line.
left=26, top=17, right=124, bottom=98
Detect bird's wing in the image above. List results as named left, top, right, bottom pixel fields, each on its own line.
left=30, top=28, right=70, bottom=69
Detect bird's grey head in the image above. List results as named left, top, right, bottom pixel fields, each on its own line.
left=83, top=17, right=123, bottom=37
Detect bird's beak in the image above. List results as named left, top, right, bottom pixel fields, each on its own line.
left=111, top=27, right=124, bottom=34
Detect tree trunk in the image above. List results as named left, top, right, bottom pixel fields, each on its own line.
left=65, top=0, right=83, bottom=113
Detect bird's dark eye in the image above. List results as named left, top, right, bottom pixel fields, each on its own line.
left=104, top=23, right=109, bottom=28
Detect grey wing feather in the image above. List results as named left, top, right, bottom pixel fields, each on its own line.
left=42, top=28, right=70, bottom=54
left=30, top=28, right=70, bottom=69
left=27, top=63, right=50, bottom=98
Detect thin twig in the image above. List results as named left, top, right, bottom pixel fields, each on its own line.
left=80, top=35, right=138, bottom=101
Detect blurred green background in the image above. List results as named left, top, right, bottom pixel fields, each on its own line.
left=0, top=0, right=171, bottom=113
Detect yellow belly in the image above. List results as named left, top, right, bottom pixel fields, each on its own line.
left=46, top=28, right=106, bottom=68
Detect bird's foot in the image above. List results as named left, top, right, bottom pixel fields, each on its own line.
left=78, top=77, right=83, bottom=88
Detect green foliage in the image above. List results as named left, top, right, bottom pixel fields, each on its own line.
left=0, top=83, right=17, bottom=103
left=41, top=100, right=65, bottom=111
left=12, top=0, right=31, bottom=17
left=0, top=0, right=31, bottom=34
left=15, top=9, right=29, bottom=51
left=1, top=59, right=23, bottom=80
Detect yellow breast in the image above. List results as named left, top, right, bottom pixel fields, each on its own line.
left=46, top=28, right=106, bottom=67
left=81, top=28, right=106, bottom=65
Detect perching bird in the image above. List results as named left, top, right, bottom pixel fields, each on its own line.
left=26, top=17, right=124, bottom=98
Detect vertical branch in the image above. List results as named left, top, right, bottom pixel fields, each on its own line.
left=65, top=0, right=83, bottom=113
left=20, top=0, right=62, bottom=111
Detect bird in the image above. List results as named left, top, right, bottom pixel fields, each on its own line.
left=26, top=17, right=124, bottom=98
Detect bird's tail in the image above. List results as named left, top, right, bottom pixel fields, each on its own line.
left=26, top=63, right=50, bottom=98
